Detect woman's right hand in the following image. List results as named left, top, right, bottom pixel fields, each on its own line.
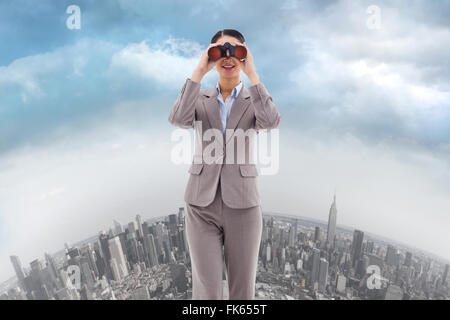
left=191, top=41, right=224, bottom=83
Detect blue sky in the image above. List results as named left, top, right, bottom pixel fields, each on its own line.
left=1, top=0, right=450, bottom=282
left=1, top=0, right=449, bottom=155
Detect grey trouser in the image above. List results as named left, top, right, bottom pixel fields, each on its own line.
left=185, top=180, right=263, bottom=300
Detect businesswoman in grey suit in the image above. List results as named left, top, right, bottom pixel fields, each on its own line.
left=169, top=29, right=281, bottom=300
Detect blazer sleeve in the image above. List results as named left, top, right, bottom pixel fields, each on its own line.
left=248, top=81, right=282, bottom=131
left=168, top=78, right=201, bottom=129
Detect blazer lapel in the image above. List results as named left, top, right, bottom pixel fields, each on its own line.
left=202, top=86, right=223, bottom=138
left=201, top=83, right=251, bottom=148
left=224, top=86, right=251, bottom=145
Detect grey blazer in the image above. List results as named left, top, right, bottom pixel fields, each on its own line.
left=168, top=78, right=281, bottom=209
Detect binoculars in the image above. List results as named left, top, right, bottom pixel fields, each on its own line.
left=208, top=42, right=247, bottom=61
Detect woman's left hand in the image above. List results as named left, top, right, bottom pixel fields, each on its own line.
left=237, top=42, right=258, bottom=79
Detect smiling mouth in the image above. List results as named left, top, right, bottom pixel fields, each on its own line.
left=222, top=65, right=235, bottom=70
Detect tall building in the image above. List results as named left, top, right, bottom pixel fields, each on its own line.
left=266, top=245, right=271, bottom=263
left=44, top=252, right=59, bottom=281
left=30, top=259, right=43, bottom=273
left=110, top=258, right=122, bottom=282
left=356, top=254, right=370, bottom=279
left=288, top=225, right=295, bottom=247
left=310, top=248, right=321, bottom=289
left=10, top=255, right=26, bottom=290
left=145, top=233, right=159, bottom=267
left=170, top=263, right=188, bottom=293
left=29, top=259, right=45, bottom=299
left=326, top=193, right=337, bottom=248
left=113, top=220, right=123, bottom=236
left=177, top=207, right=185, bottom=225
left=80, top=256, right=95, bottom=289
left=318, top=258, right=329, bottom=293
left=351, top=230, right=364, bottom=268
left=404, top=251, right=412, bottom=267
left=136, top=214, right=145, bottom=240
left=366, top=240, right=374, bottom=254
left=293, top=219, right=298, bottom=244
left=98, top=231, right=113, bottom=280
left=108, top=236, right=129, bottom=281
left=168, top=214, right=178, bottom=234
left=442, top=264, right=449, bottom=285
left=128, top=221, right=137, bottom=236
left=336, top=274, right=347, bottom=293
left=314, top=226, right=321, bottom=243
left=385, top=245, right=398, bottom=266
left=81, top=243, right=99, bottom=278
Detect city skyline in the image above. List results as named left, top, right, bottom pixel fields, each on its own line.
left=2, top=192, right=450, bottom=285
left=2, top=197, right=449, bottom=300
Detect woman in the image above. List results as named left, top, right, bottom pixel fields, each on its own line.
left=168, top=29, right=281, bottom=299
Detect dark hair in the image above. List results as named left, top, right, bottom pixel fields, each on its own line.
left=210, top=29, right=245, bottom=44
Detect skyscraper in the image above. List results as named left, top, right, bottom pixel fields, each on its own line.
left=136, top=214, right=145, bottom=240
left=108, top=236, right=129, bottom=281
left=10, top=255, right=26, bottom=290
left=326, top=193, right=337, bottom=249
left=288, top=225, right=295, bottom=247
left=404, top=251, right=412, bottom=267
left=351, top=230, right=364, bottom=268
left=145, top=233, right=159, bottom=267
left=98, top=231, right=114, bottom=280
left=310, top=248, right=321, bottom=289
left=336, top=274, right=347, bottom=293
left=442, top=264, right=449, bottom=285
left=44, top=252, right=59, bottom=279
left=385, top=245, right=398, bottom=266
left=314, top=226, right=321, bottom=243
left=318, top=258, right=329, bottom=293
left=366, top=240, right=374, bottom=254
left=356, top=254, right=370, bottom=279
left=113, top=220, right=123, bottom=236
left=128, top=221, right=137, bottom=236
left=178, top=207, right=185, bottom=225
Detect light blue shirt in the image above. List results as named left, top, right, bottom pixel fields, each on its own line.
left=216, top=81, right=243, bottom=134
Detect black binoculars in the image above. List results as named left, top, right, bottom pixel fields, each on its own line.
left=208, top=42, right=247, bottom=61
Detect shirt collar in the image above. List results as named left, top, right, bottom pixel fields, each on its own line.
left=216, top=81, right=243, bottom=99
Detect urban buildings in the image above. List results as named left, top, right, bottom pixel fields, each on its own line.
left=1, top=197, right=449, bottom=300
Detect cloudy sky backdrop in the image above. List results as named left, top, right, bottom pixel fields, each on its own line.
left=1, top=0, right=449, bottom=281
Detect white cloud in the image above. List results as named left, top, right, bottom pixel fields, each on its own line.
left=40, top=187, right=65, bottom=200
left=286, top=0, right=450, bottom=118
left=0, top=38, right=119, bottom=104
left=109, top=37, right=214, bottom=87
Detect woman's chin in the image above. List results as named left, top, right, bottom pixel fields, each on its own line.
left=220, top=71, right=239, bottom=78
